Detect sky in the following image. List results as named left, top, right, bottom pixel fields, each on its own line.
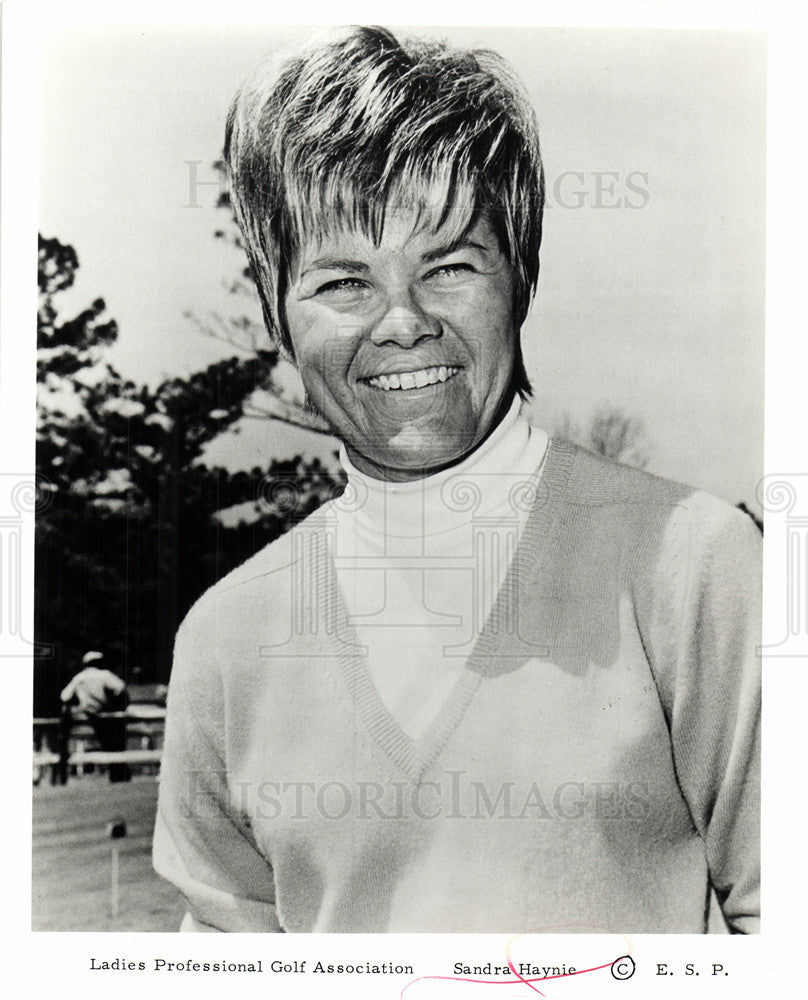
left=38, top=24, right=766, bottom=508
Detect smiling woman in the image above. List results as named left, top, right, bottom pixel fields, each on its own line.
left=153, top=25, right=761, bottom=936
left=285, top=213, right=517, bottom=479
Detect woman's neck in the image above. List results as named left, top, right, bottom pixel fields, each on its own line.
left=337, top=396, right=548, bottom=541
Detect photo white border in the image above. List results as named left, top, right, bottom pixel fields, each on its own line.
left=3, top=1, right=804, bottom=996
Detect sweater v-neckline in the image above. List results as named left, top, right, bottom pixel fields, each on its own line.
left=316, top=438, right=576, bottom=784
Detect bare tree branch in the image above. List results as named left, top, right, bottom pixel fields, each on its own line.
left=184, top=309, right=266, bottom=355
left=554, top=405, right=649, bottom=468
left=241, top=396, right=334, bottom=436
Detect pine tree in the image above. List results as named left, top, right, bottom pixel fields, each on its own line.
left=35, top=235, right=341, bottom=695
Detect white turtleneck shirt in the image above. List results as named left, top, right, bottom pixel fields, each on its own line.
left=327, top=396, right=549, bottom=737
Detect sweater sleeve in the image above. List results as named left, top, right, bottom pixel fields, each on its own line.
left=649, top=495, right=761, bottom=934
left=152, top=611, right=282, bottom=933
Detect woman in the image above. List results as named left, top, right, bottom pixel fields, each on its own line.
left=153, top=26, right=760, bottom=934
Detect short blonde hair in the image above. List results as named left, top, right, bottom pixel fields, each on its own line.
left=225, top=26, right=544, bottom=393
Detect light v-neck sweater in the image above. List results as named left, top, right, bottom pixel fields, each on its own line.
left=333, top=397, right=548, bottom=737
left=153, top=438, right=761, bottom=934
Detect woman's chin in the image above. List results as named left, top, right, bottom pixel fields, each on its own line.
left=348, top=438, right=475, bottom=482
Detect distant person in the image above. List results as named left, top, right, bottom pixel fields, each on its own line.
left=61, top=651, right=130, bottom=782
left=154, top=26, right=760, bottom=933
left=60, top=651, right=128, bottom=714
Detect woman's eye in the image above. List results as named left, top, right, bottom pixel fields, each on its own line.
left=425, top=263, right=475, bottom=282
left=316, top=277, right=370, bottom=299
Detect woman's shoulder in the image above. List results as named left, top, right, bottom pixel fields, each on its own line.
left=539, top=438, right=762, bottom=568
left=177, top=501, right=335, bottom=640
left=546, top=437, right=690, bottom=506
left=547, top=438, right=756, bottom=528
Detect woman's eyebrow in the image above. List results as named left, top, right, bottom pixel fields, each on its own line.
left=301, top=258, right=369, bottom=277
left=421, top=238, right=489, bottom=264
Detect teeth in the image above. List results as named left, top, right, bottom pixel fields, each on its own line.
left=366, top=366, right=459, bottom=392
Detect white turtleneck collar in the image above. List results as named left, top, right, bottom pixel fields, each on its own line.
left=334, top=395, right=549, bottom=545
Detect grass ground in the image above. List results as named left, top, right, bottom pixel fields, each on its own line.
left=32, top=773, right=185, bottom=931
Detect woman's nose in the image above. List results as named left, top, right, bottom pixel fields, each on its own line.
left=370, top=297, right=440, bottom=348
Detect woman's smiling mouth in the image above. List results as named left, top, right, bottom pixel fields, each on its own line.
left=363, top=365, right=461, bottom=391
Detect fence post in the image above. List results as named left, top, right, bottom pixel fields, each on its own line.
left=56, top=703, right=71, bottom=785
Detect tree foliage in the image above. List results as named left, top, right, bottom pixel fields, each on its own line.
left=187, top=160, right=334, bottom=434
left=35, top=234, right=341, bottom=703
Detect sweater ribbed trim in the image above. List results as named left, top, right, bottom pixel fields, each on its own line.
left=313, top=436, right=576, bottom=783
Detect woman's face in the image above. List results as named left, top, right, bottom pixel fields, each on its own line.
left=284, top=209, right=518, bottom=481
